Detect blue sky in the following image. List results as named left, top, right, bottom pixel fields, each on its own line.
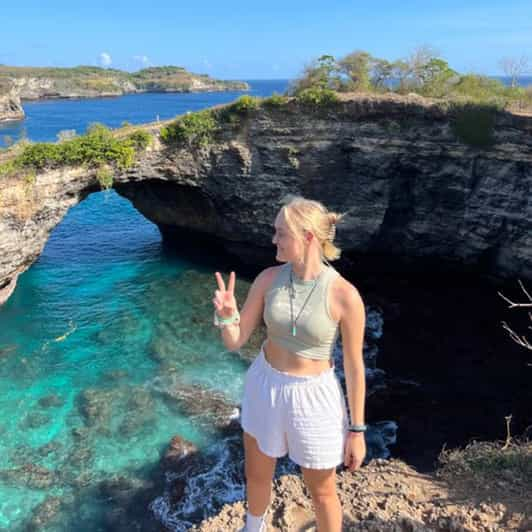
left=1, top=1, right=531, bottom=79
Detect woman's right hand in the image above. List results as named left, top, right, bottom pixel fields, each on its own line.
left=213, top=271, right=237, bottom=318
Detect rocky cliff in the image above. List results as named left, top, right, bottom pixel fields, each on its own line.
left=0, top=93, right=531, bottom=305
left=0, top=82, right=24, bottom=122
left=0, top=65, right=249, bottom=101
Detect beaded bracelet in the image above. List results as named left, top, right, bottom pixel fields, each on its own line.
left=213, top=309, right=240, bottom=328
left=348, top=424, right=368, bottom=433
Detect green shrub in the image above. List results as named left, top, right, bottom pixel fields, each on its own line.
left=18, top=143, right=62, bottom=169
left=262, top=93, right=290, bottom=108
left=295, top=87, right=339, bottom=107
left=160, top=110, right=218, bottom=147
left=230, top=95, right=261, bottom=113
left=0, top=159, right=18, bottom=177
left=214, top=95, right=262, bottom=126
left=126, top=130, right=152, bottom=150
left=0, top=123, right=140, bottom=178
left=450, top=103, right=497, bottom=148
left=450, top=74, right=506, bottom=104
left=96, top=165, right=113, bottom=190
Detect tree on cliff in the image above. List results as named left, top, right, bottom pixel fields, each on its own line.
left=289, top=54, right=342, bottom=94
left=288, top=47, right=531, bottom=111
left=370, top=58, right=394, bottom=90
left=499, top=55, right=530, bottom=88
left=337, top=51, right=372, bottom=91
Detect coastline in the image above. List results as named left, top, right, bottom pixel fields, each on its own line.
left=16, top=85, right=251, bottom=103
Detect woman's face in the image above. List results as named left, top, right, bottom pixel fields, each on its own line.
left=272, top=212, right=304, bottom=263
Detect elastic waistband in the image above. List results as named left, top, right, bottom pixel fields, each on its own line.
left=256, top=340, right=336, bottom=386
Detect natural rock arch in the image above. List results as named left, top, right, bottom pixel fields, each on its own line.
left=1, top=94, right=531, bottom=304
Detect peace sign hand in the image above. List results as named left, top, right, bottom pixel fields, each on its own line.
left=213, top=271, right=237, bottom=319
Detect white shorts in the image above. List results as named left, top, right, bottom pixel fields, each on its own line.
left=240, top=340, right=349, bottom=469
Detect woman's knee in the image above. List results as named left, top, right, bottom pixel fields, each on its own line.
left=244, top=432, right=276, bottom=485
left=244, top=455, right=275, bottom=485
left=301, top=467, right=338, bottom=503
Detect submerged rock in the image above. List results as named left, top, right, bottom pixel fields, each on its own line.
left=162, top=435, right=198, bottom=473
left=77, top=388, right=114, bottom=431
left=101, top=369, right=130, bottom=381
left=27, top=496, right=62, bottom=531
left=37, top=440, right=63, bottom=458
left=0, top=463, right=57, bottom=489
left=153, top=376, right=238, bottom=428
left=38, top=393, right=65, bottom=408
left=98, top=474, right=161, bottom=532
left=20, top=411, right=51, bottom=429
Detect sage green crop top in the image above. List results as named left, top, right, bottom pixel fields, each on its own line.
left=263, top=261, right=340, bottom=360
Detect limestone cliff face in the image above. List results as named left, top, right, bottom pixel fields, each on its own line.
left=5, top=75, right=248, bottom=100
left=115, top=95, right=532, bottom=280
left=0, top=85, right=24, bottom=122
left=9, top=76, right=133, bottom=99
left=0, top=94, right=531, bottom=305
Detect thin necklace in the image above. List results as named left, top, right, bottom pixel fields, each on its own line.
left=289, top=265, right=324, bottom=336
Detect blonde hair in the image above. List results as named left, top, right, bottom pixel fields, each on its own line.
left=278, top=194, right=344, bottom=261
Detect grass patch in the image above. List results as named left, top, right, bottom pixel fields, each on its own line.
left=450, top=103, right=498, bottom=148
left=437, top=438, right=532, bottom=489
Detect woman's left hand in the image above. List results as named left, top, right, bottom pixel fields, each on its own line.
left=343, top=432, right=366, bottom=472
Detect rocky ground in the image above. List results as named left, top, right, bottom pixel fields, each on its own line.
left=192, top=457, right=531, bottom=532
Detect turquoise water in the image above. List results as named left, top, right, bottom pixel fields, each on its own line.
left=0, top=80, right=295, bottom=531
left=0, top=190, right=255, bottom=530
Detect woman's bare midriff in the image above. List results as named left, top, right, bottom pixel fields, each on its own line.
left=263, top=337, right=333, bottom=376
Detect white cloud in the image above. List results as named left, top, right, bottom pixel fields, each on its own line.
left=99, top=52, right=112, bottom=67
left=133, top=55, right=150, bottom=67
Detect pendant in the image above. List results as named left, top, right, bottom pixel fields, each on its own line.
left=292, top=325, right=297, bottom=336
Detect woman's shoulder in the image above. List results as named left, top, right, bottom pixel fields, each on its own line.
left=329, top=268, right=363, bottom=306
left=254, top=264, right=286, bottom=292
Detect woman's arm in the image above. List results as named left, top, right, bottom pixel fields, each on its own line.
left=339, top=283, right=367, bottom=471
left=217, top=267, right=275, bottom=351
left=340, top=284, right=366, bottom=426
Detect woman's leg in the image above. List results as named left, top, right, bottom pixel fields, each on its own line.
left=243, top=431, right=277, bottom=516
left=301, top=466, right=341, bottom=532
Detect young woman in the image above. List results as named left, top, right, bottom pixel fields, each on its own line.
left=213, top=196, right=366, bottom=532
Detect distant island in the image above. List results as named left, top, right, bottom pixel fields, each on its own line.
left=0, top=65, right=249, bottom=122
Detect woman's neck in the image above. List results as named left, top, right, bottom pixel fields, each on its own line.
left=290, top=257, right=325, bottom=281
